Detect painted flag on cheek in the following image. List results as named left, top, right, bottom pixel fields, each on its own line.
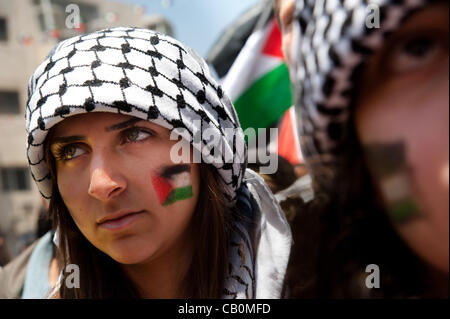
left=151, top=165, right=193, bottom=206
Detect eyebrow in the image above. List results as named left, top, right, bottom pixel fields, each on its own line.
left=50, top=118, right=144, bottom=147
left=105, top=118, right=142, bottom=132
left=50, top=135, right=85, bottom=146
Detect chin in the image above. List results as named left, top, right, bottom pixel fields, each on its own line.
left=108, top=248, right=153, bottom=265
left=112, top=254, right=148, bottom=265
left=104, top=238, right=156, bottom=265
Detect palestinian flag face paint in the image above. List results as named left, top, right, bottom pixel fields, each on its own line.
left=152, top=164, right=193, bottom=206
left=363, top=142, right=421, bottom=224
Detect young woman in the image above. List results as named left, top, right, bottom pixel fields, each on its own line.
left=277, top=0, right=448, bottom=297
left=25, top=27, right=292, bottom=298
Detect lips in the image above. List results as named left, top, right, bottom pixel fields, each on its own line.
left=97, top=210, right=145, bottom=231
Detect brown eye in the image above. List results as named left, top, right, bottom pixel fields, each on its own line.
left=54, top=144, right=86, bottom=161
left=404, top=36, right=435, bottom=57
left=123, top=127, right=153, bottom=143
left=389, top=34, right=446, bottom=74
left=127, top=128, right=140, bottom=141
left=63, top=145, right=77, bottom=159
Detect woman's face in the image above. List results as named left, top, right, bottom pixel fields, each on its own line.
left=50, top=112, right=200, bottom=265
left=355, top=4, right=449, bottom=273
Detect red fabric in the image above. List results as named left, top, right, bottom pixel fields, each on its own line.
left=278, top=108, right=302, bottom=165
left=49, top=29, right=61, bottom=39
left=75, top=23, right=86, bottom=33
left=261, top=19, right=284, bottom=59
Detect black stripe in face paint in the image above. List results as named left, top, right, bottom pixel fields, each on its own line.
left=160, top=164, right=191, bottom=180
left=363, top=142, right=407, bottom=177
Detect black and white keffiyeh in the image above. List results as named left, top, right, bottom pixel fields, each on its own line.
left=290, top=0, right=430, bottom=163
left=26, top=27, right=247, bottom=203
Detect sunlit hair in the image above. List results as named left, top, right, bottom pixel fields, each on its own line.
left=44, top=129, right=237, bottom=298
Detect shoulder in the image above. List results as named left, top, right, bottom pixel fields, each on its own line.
left=0, top=240, right=39, bottom=298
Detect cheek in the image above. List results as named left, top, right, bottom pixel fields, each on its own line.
left=150, top=164, right=196, bottom=207
left=355, top=97, right=403, bottom=143
left=57, top=170, right=84, bottom=210
left=56, top=169, right=95, bottom=234
left=406, top=99, right=449, bottom=243
left=145, top=166, right=199, bottom=252
left=149, top=164, right=199, bottom=223
left=151, top=175, right=171, bottom=205
left=355, top=74, right=450, bottom=272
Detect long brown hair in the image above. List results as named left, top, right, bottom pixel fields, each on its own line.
left=44, top=133, right=236, bottom=298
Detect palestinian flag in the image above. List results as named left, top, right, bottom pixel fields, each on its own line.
left=221, top=17, right=292, bottom=132
left=207, top=2, right=302, bottom=165
left=152, top=165, right=193, bottom=206
left=277, top=106, right=303, bottom=165
left=265, top=105, right=303, bottom=165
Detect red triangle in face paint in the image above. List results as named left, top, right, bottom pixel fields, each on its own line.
left=151, top=175, right=173, bottom=204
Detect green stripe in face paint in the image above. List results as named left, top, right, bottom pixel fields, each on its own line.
left=162, top=185, right=193, bottom=206
left=388, top=199, right=420, bottom=223
left=153, top=164, right=194, bottom=206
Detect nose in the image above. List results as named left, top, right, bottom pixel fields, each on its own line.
left=88, top=153, right=126, bottom=201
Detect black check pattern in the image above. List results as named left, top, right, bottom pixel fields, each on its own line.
left=291, top=0, right=429, bottom=163
left=26, top=27, right=247, bottom=202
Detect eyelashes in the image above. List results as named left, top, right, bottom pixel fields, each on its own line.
left=51, top=142, right=87, bottom=162
left=381, top=30, right=448, bottom=76
left=51, top=143, right=74, bottom=162
left=51, top=126, right=156, bottom=162
left=121, top=126, right=155, bottom=144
